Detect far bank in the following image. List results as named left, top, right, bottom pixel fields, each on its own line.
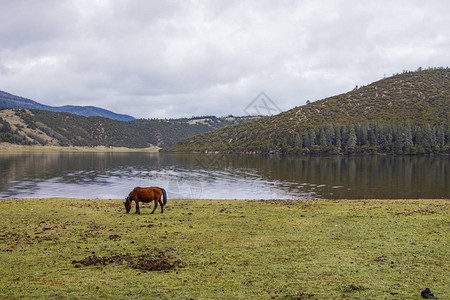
left=0, top=143, right=160, bottom=152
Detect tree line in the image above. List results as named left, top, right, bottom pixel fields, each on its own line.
left=267, top=122, right=449, bottom=154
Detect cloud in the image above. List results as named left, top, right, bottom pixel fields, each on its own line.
left=0, top=0, right=449, bottom=118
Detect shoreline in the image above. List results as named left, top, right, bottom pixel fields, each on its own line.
left=1, top=143, right=447, bottom=156
left=0, top=143, right=160, bottom=152
left=2, top=197, right=449, bottom=201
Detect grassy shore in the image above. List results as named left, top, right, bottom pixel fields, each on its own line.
left=0, top=143, right=159, bottom=152
left=0, top=198, right=448, bottom=299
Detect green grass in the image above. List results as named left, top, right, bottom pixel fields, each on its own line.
left=0, top=198, right=448, bottom=299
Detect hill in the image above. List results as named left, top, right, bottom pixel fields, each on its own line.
left=0, top=108, right=262, bottom=148
left=0, top=90, right=135, bottom=121
left=164, top=68, right=449, bottom=154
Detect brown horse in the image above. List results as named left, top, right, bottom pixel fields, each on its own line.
left=124, top=187, right=167, bottom=214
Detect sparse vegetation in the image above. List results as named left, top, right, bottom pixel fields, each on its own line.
left=0, top=109, right=262, bottom=148
left=0, top=198, right=448, bottom=299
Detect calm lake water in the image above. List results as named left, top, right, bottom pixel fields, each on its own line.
left=0, top=151, right=448, bottom=200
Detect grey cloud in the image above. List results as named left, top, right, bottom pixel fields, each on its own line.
left=0, top=0, right=448, bottom=119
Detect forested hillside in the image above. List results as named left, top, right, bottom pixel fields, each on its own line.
left=0, top=109, right=261, bottom=148
left=164, top=68, right=449, bottom=154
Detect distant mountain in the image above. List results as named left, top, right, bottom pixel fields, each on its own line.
left=0, top=108, right=262, bottom=148
left=164, top=68, right=449, bottom=154
left=0, top=90, right=135, bottom=121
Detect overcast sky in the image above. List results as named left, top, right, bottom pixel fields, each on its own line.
left=0, top=1, right=448, bottom=119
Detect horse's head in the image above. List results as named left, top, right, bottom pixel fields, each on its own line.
left=124, top=197, right=132, bottom=213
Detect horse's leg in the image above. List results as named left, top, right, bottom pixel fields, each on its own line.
left=135, top=200, right=140, bottom=214
left=159, top=199, right=164, bottom=213
left=150, top=199, right=158, bottom=214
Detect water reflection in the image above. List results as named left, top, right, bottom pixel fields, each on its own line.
left=0, top=152, right=448, bottom=199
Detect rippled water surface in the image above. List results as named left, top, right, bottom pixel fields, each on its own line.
left=0, top=152, right=448, bottom=199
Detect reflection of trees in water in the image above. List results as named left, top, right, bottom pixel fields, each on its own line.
left=164, top=154, right=449, bottom=199
left=0, top=152, right=63, bottom=190
left=189, top=154, right=448, bottom=199
left=0, top=152, right=160, bottom=194
left=0, top=152, right=448, bottom=199
left=260, top=155, right=448, bottom=199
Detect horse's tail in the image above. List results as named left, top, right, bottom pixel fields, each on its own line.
left=161, top=188, right=167, bottom=206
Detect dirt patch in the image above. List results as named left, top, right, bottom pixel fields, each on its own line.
left=249, top=200, right=314, bottom=209
left=394, top=209, right=437, bottom=216
left=373, top=256, right=388, bottom=262
left=0, top=231, right=33, bottom=245
left=34, top=221, right=66, bottom=232
left=109, top=234, right=120, bottom=240
left=0, top=230, right=61, bottom=248
left=72, top=248, right=184, bottom=271
left=281, top=292, right=316, bottom=299
left=343, top=284, right=367, bottom=293
left=43, top=280, right=65, bottom=286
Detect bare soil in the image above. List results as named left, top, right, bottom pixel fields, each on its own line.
left=72, top=247, right=184, bottom=271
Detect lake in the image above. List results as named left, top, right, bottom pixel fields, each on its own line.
left=0, top=151, right=448, bottom=199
